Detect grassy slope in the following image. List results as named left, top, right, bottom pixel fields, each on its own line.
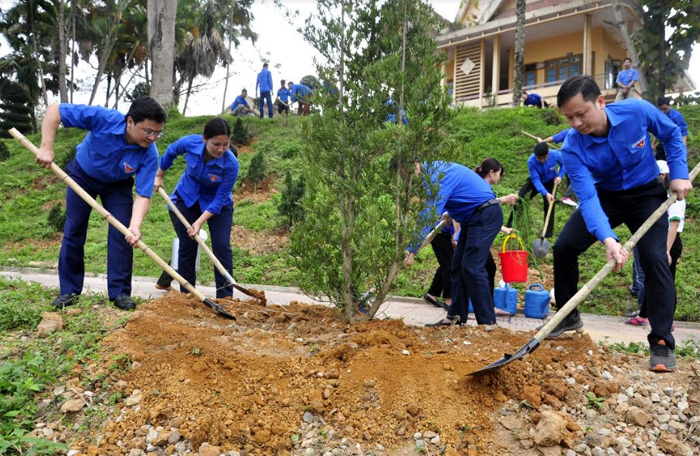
left=0, top=106, right=698, bottom=321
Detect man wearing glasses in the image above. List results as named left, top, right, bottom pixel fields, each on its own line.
left=35, top=96, right=168, bottom=311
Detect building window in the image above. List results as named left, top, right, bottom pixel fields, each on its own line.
left=524, top=63, right=537, bottom=87
left=545, top=54, right=583, bottom=84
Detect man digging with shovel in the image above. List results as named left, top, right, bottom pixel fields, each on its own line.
left=550, top=76, right=692, bottom=373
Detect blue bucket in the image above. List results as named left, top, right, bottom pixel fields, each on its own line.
left=494, top=284, right=518, bottom=315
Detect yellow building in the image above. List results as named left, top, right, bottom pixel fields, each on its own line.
left=436, top=0, right=692, bottom=108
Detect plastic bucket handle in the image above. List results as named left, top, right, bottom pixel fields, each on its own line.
left=502, top=233, right=525, bottom=253
left=528, top=284, right=545, bottom=291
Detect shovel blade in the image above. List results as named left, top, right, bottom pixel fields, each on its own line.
left=203, top=298, right=236, bottom=320
left=467, top=337, right=541, bottom=376
left=533, top=238, right=551, bottom=259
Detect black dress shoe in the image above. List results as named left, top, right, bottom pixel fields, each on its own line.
left=113, top=295, right=136, bottom=311
left=52, top=294, right=78, bottom=309
left=425, top=317, right=462, bottom=327
left=423, top=294, right=448, bottom=309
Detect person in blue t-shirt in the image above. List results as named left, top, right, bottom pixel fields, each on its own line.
left=35, top=97, right=167, bottom=311
left=288, top=82, right=313, bottom=116
left=384, top=98, right=408, bottom=125
left=505, top=142, right=565, bottom=238
left=615, top=57, right=638, bottom=101
left=153, top=118, right=240, bottom=299
left=522, top=91, right=548, bottom=108
left=256, top=63, right=274, bottom=119
left=657, top=97, right=688, bottom=146
left=402, top=161, right=503, bottom=327
left=551, top=76, right=692, bottom=373
left=229, top=89, right=255, bottom=117
left=276, top=79, right=291, bottom=116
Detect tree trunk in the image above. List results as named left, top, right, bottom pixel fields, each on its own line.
left=28, top=2, right=49, bottom=107
left=58, top=0, right=68, bottom=103
left=148, top=0, right=177, bottom=109
left=512, top=0, right=526, bottom=106
left=88, top=8, right=121, bottom=106
left=70, top=0, right=76, bottom=103
left=221, top=1, right=235, bottom=113
left=182, top=74, right=195, bottom=115
left=105, top=72, right=112, bottom=107
left=145, top=56, right=150, bottom=85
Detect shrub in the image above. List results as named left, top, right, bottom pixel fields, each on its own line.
left=232, top=118, right=250, bottom=145
left=278, top=171, right=305, bottom=227
left=279, top=141, right=302, bottom=159
left=47, top=203, right=66, bottom=232
left=246, top=151, right=266, bottom=191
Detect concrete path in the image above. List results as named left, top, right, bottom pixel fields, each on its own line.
left=2, top=267, right=700, bottom=347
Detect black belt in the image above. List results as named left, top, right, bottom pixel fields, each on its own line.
left=474, top=198, right=500, bottom=213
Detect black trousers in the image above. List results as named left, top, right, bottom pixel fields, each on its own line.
left=506, top=178, right=556, bottom=238
left=640, top=234, right=682, bottom=319
left=427, top=232, right=453, bottom=299
left=552, top=178, right=675, bottom=349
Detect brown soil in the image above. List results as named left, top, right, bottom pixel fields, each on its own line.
left=231, top=224, right=289, bottom=254
left=236, top=175, right=277, bottom=199
left=71, top=293, right=613, bottom=456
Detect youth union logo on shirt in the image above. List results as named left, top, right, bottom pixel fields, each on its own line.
left=631, top=136, right=646, bottom=150
left=208, top=174, right=220, bottom=182
left=123, top=162, right=135, bottom=173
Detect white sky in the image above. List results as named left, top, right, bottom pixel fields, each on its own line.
left=0, top=0, right=699, bottom=116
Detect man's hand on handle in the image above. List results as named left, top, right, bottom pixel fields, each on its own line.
left=604, top=238, right=628, bottom=272
left=670, top=179, right=693, bottom=201
left=36, top=146, right=55, bottom=169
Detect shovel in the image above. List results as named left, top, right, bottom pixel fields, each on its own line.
left=468, top=160, right=700, bottom=376
left=157, top=188, right=266, bottom=304
left=532, top=181, right=559, bottom=259
left=9, top=128, right=236, bottom=320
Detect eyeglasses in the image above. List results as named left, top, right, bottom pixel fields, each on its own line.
left=138, top=126, right=164, bottom=138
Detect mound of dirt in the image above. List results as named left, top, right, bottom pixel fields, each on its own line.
left=64, top=293, right=620, bottom=456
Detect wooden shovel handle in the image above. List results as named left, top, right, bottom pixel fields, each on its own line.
left=522, top=130, right=561, bottom=151
left=540, top=181, right=559, bottom=238
left=9, top=128, right=209, bottom=303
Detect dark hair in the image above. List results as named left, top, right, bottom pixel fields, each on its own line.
left=230, top=145, right=239, bottom=158
left=126, top=96, right=167, bottom=124
left=474, top=158, right=504, bottom=178
left=241, top=88, right=247, bottom=93
left=623, top=57, right=632, bottom=63
left=657, top=96, right=671, bottom=107
left=263, top=63, right=269, bottom=68
left=281, top=79, right=286, bottom=85
left=288, top=81, right=294, bottom=85
left=203, top=117, right=231, bottom=140
left=557, top=76, right=601, bottom=108
left=534, top=142, right=549, bottom=157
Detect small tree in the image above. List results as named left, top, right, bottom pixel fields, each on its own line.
left=291, top=0, right=454, bottom=321
left=0, top=81, right=34, bottom=138
left=278, top=171, right=305, bottom=227
left=246, top=151, right=266, bottom=192
left=47, top=203, right=66, bottom=232
left=232, top=117, right=250, bottom=145
left=0, top=141, right=9, bottom=162
left=300, top=74, right=321, bottom=91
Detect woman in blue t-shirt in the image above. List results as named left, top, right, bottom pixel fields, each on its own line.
left=154, top=117, right=240, bottom=298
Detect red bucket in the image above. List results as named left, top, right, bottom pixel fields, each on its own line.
left=499, top=234, right=528, bottom=283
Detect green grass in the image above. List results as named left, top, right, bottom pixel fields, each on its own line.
left=0, top=277, right=124, bottom=455
left=0, top=106, right=699, bottom=321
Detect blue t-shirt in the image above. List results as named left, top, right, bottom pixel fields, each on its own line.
left=256, top=68, right=273, bottom=93
left=384, top=99, right=408, bottom=125
left=59, top=104, right=159, bottom=198
left=277, top=87, right=291, bottom=103
left=290, top=84, right=312, bottom=103
left=524, top=93, right=542, bottom=107
left=159, top=134, right=239, bottom=215
left=527, top=150, right=565, bottom=196
left=616, top=68, right=639, bottom=86
left=409, top=161, right=496, bottom=253
left=667, top=108, right=688, bottom=137
left=552, top=128, right=571, bottom=144
left=561, top=98, right=688, bottom=242
left=231, top=95, right=249, bottom=110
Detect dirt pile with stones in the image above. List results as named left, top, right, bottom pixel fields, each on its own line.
left=63, top=294, right=698, bottom=456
